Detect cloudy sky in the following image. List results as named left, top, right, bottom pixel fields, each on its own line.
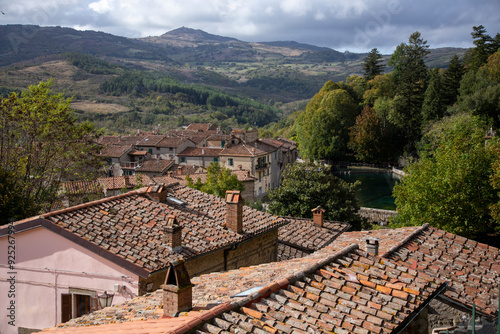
left=1, top=0, right=499, bottom=54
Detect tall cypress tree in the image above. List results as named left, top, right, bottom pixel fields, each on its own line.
left=362, top=48, right=385, bottom=81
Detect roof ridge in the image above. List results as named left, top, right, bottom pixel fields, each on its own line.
left=42, top=188, right=147, bottom=218
left=176, top=244, right=359, bottom=333
left=381, top=223, right=429, bottom=258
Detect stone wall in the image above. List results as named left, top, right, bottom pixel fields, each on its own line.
left=138, top=229, right=278, bottom=294
left=359, top=207, right=397, bottom=225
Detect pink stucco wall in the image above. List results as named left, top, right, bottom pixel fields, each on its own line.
left=0, top=226, right=140, bottom=334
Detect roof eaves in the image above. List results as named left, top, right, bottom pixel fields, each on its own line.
left=0, top=217, right=151, bottom=278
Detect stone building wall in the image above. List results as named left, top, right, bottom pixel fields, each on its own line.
left=138, top=229, right=278, bottom=294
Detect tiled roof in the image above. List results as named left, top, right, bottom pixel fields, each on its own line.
left=220, top=142, right=276, bottom=157
left=177, top=147, right=223, bottom=157
left=206, top=133, right=232, bottom=141
left=185, top=123, right=217, bottom=132
left=259, top=138, right=284, bottom=149
left=136, top=135, right=165, bottom=146
left=98, top=136, right=121, bottom=145
left=98, top=145, right=132, bottom=158
left=18, top=184, right=285, bottom=276
left=278, top=218, right=351, bottom=261
left=384, top=225, right=500, bottom=319
left=185, top=245, right=444, bottom=334
left=167, top=183, right=286, bottom=235
left=116, top=135, right=148, bottom=146
left=157, top=137, right=192, bottom=148
left=136, top=159, right=175, bottom=173
left=38, top=244, right=446, bottom=333
left=326, top=227, right=423, bottom=256
left=61, top=180, right=104, bottom=195
left=97, top=175, right=154, bottom=190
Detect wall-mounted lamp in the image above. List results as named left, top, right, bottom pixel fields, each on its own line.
left=98, top=291, right=114, bottom=309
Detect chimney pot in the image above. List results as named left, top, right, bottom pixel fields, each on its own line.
left=146, top=184, right=168, bottom=203
left=365, top=237, right=380, bottom=256
left=311, top=206, right=326, bottom=228
left=226, top=190, right=243, bottom=233
left=164, top=215, right=182, bottom=250
left=161, top=260, right=193, bottom=316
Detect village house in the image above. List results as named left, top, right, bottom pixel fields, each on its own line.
left=38, top=241, right=447, bottom=334
left=176, top=147, right=224, bottom=167
left=0, top=184, right=287, bottom=333
left=135, top=159, right=175, bottom=177
left=135, top=135, right=196, bottom=160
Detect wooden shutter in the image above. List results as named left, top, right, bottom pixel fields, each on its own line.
left=61, top=294, right=72, bottom=323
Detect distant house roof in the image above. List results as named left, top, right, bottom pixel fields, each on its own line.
left=278, top=218, right=351, bottom=261
left=42, top=243, right=446, bottom=333
left=136, top=159, right=175, bottom=174
left=185, top=123, right=217, bottom=132
left=1, top=184, right=287, bottom=279
left=220, top=141, right=276, bottom=157
left=136, top=135, right=165, bottom=146
left=177, top=147, right=223, bottom=157
left=98, top=145, right=133, bottom=158
left=97, top=175, right=153, bottom=190
left=60, top=180, right=104, bottom=195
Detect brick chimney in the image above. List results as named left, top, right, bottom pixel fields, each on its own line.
left=146, top=184, right=167, bottom=203
left=167, top=171, right=174, bottom=177
left=161, top=259, right=193, bottom=316
left=311, top=206, right=326, bottom=227
left=365, top=237, right=380, bottom=256
left=226, top=190, right=243, bottom=233
left=177, top=166, right=183, bottom=176
left=164, top=215, right=182, bottom=251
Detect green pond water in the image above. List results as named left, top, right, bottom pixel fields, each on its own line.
left=337, top=171, right=400, bottom=210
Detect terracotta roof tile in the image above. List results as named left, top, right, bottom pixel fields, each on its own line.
left=97, top=175, right=154, bottom=190
left=185, top=123, right=217, bottom=132
left=31, top=184, right=286, bottom=275
left=136, top=159, right=175, bottom=173
left=38, top=228, right=446, bottom=333
left=385, top=225, right=500, bottom=319
left=177, top=147, right=223, bottom=157
left=278, top=218, right=350, bottom=260
left=220, top=142, right=276, bottom=157
left=98, top=145, right=132, bottom=158
left=172, top=245, right=445, bottom=334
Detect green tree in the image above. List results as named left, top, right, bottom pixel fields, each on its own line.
left=0, top=81, right=102, bottom=224
left=186, top=162, right=244, bottom=198
left=268, top=162, right=361, bottom=228
left=421, top=67, right=445, bottom=125
left=296, top=82, right=358, bottom=161
left=463, top=25, right=498, bottom=72
left=392, top=113, right=499, bottom=239
left=363, top=74, right=396, bottom=106
left=388, top=32, right=430, bottom=153
left=362, top=48, right=385, bottom=81
left=458, top=52, right=500, bottom=127
left=348, top=106, right=384, bottom=163
left=441, top=54, right=464, bottom=106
